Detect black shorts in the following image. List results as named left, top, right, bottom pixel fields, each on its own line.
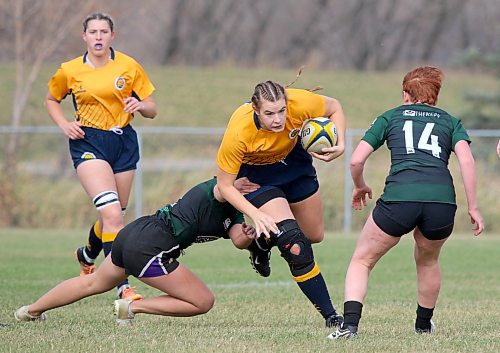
left=111, top=215, right=181, bottom=277
left=372, top=199, right=457, bottom=240
left=69, top=125, right=139, bottom=173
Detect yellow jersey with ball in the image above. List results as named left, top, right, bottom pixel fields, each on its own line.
left=48, top=48, right=155, bottom=130
left=217, top=88, right=326, bottom=175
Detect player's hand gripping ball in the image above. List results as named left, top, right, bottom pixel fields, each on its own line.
left=300, top=117, right=338, bottom=154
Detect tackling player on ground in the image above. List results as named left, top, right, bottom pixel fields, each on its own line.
left=15, top=178, right=256, bottom=324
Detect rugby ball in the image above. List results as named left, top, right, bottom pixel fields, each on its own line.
left=300, top=117, right=337, bottom=154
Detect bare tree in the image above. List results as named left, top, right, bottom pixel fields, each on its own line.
left=0, top=0, right=95, bottom=225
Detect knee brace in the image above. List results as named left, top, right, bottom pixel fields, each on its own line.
left=93, top=191, right=120, bottom=210
left=275, top=219, right=315, bottom=277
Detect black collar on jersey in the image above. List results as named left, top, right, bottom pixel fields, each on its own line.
left=83, top=47, right=116, bottom=63
left=253, top=112, right=262, bottom=130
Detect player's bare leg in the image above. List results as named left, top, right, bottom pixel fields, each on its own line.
left=132, top=264, right=215, bottom=316
left=330, top=214, right=399, bottom=339
left=16, top=256, right=126, bottom=320
left=289, top=190, right=324, bottom=243
left=413, top=228, right=447, bottom=333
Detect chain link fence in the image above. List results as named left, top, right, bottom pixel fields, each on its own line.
left=1, top=126, right=499, bottom=233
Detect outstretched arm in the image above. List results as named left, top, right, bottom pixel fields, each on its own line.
left=350, top=140, right=374, bottom=210
left=455, top=140, right=484, bottom=236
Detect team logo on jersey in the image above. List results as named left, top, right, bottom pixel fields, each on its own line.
left=114, top=77, right=126, bottom=90
left=289, top=128, right=300, bottom=139
left=74, top=85, right=86, bottom=94
left=404, top=109, right=441, bottom=118
left=223, top=218, right=232, bottom=231
left=81, top=152, right=96, bottom=160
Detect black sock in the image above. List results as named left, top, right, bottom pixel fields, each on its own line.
left=85, top=222, right=103, bottom=259
left=343, top=300, right=363, bottom=327
left=415, top=304, right=434, bottom=331
left=294, top=264, right=337, bottom=319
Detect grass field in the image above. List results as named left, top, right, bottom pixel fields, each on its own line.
left=1, top=229, right=499, bottom=353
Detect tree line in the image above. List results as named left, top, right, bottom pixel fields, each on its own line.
left=0, top=0, right=498, bottom=70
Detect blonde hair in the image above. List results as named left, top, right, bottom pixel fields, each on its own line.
left=251, top=66, right=322, bottom=109
left=251, top=81, right=287, bottom=110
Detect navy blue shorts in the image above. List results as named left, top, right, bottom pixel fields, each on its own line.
left=69, top=125, right=139, bottom=173
left=111, top=215, right=181, bottom=278
left=237, top=141, right=319, bottom=204
left=372, top=199, right=457, bottom=240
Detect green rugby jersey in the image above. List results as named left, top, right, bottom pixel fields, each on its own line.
left=362, top=104, right=470, bottom=204
left=156, top=178, right=244, bottom=249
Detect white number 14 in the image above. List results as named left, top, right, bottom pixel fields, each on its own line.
left=402, top=120, right=441, bottom=158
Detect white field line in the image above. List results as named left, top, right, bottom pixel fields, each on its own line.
left=208, top=281, right=293, bottom=289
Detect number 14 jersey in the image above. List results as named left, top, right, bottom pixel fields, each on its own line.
left=362, top=103, right=470, bottom=204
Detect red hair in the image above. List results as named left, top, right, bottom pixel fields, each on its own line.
left=402, top=66, right=443, bottom=106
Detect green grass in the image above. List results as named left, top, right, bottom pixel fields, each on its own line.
left=1, top=229, right=499, bottom=352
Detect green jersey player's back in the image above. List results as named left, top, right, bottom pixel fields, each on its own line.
left=156, top=178, right=244, bottom=249
left=362, top=103, right=470, bottom=204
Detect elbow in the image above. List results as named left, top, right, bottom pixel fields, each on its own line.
left=232, top=238, right=251, bottom=249
left=43, top=96, right=52, bottom=109
left=460, top=156, right=475, bottom=171
left=350, top=157, right=364, bottom=170
left=329, top=99, right=344, bottom=119
left=350, top=159, right=365, bottom=178
left=216, top=181, right=231, bottom=198
left=217, top=184, right=228, bottom=198
left=145, top=109, right=157, bottom=119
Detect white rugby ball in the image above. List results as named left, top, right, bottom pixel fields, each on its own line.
left=300, top=117, right=337, bottom=154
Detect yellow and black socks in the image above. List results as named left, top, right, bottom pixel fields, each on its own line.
left=84, top=221, right=103, bottom=260
left=293, top=262, right=338, bottom=319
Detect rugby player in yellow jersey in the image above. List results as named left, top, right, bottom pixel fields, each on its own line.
left=217, top=80, right=346, bottom=328
left=45, top=12, right=157, bottom=301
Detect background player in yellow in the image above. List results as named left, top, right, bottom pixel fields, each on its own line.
left=45, top=12, right=157, bottom=300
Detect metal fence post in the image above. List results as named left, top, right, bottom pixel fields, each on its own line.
left=134, top=130, right=143, bottom=219
left=343, top=129, right=354, bottom=234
